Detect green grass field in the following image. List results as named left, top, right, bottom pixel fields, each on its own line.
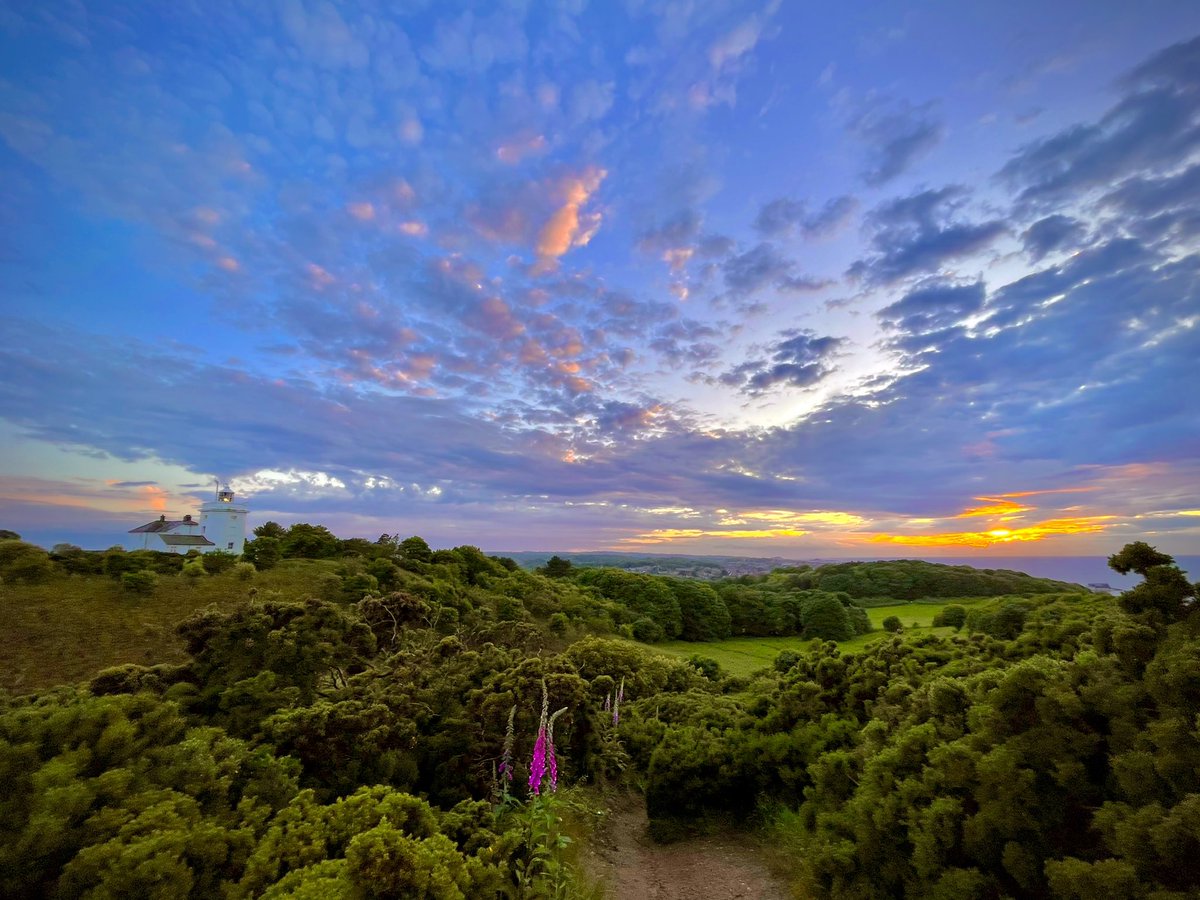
left=652, top=602, right=974, bottom=676
left=0, top=559, right=340, bottom=694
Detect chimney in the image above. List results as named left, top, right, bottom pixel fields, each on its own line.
left=183, top=514, right=192, bottom=522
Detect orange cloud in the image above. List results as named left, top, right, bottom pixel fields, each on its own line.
left=621, top=527, right=809, bottom=545
left=398, top=220, right=428, bottom=237
left=719, top=509, right=867, bottom=527
left=868, top=516, right=1115, bottom=548
left=216, top=256, right=240, bottom=272
left=536, top=167, right=606, bottom=259
left=348, top=202, right=375, bottom=221
left=662, top=247, right=694, bottom=272
left=307, top=263, right=335, bottom=288
left=496, top=133, right=548, bottom=164
left=953, top=497, right=1033, bottom=518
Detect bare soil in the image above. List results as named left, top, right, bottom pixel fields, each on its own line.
left=580, top=794, right=793, bottom=899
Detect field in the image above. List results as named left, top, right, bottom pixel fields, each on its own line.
left=652, top=602, right=975, bottom=676
left=0, top=559, right=340, bottom=693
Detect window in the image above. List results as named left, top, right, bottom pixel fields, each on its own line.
left=227, top=542, right=234, bottom=549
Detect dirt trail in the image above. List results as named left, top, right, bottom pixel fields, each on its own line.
left=580, top=795, right=792, bottom=899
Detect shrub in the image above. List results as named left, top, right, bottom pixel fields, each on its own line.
left=181, top=559, right=207, bottom=579
left=631, top=617, right=665, bottom=643
left=233, top=561, right=257, bottom=581
left=201, top=550, right=239, bottom=574
left=774, top=650, right=801, bottom=672
left=0, top=540, right=55, bottom=583
left=933, top=604, right=967, bottom=629
left=882, top=615, right=903, bottom=633
left=120, top=569, right=158, bottom=595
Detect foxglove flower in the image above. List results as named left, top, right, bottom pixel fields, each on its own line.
left=499, top=705, right=515, bottom=783
left=547, top=708, right=566, bottom=792
left=528, top=680, right=550, bottom=795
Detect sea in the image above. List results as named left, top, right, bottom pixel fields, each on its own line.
left=838, top=555, right=1200, bottom=591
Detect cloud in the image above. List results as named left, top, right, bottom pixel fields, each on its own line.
left=847, top=186, right=1008, bottom=285
left=999, top=36, right=1200, bottom=208
left=721, top=242, right=832, bottom=298
left=877, top=279, right=986, bottom=334
left=754, top=194, right=857, bottom=238
left=1022, top=214, right=1088, bottom=261
left=636, top=210, right=702, bottom=254
left=719, top=329, right=845, bottom=395
left=536, top=167, right=607, bottom=260
left=846, top=96, right=944, bottom=185
left=278, top=0, right=370, bottom=70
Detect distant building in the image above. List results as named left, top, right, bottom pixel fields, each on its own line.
left=128, top=485, right=248, bottom=554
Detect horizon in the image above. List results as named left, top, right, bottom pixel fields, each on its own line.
left=2, top=3, right=1199, bottom=558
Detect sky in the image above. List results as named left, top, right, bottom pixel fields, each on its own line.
left=1, top=0, right=1198, bottom=558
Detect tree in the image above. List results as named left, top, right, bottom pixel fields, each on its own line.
left=0, top=529, right=20, bottom=540
left=281, top=524, right=341, bottom=559
left=802, top=595, right=854, bottom=641
left=399, top=536, right=433, bottom=564
left=667, top=578, right=733, bottom=641
left=882, top=615, right=903, bottom=633
left=539, top=555, right=574, bottom=578
left=1108, top=541, right=1175, bottom=576
left=243, top=536, right=281, bottom=570
left=254, top=521, right=287, bottom=539
left=1109, top=542, right=1194, bottom=625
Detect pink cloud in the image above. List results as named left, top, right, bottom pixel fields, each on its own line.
left=496, top=132, right=548, bottom=164
left=536, top=166, right=607, bottom=259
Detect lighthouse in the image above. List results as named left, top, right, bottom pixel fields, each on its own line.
left=199, top=484, right=248, bottom=554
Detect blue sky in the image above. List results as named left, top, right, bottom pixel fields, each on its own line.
left=1, top=0, right=1198, bottom=556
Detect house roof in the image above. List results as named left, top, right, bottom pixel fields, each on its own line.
left=159, top=533, right=216, bottom=546
left=129, top=519, right=188, bottom=533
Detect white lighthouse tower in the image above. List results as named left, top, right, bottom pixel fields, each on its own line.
left=200, top=483, right=248, bottom=554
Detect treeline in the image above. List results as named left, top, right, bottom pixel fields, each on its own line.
left=734, top=557, right=1083, bottom=601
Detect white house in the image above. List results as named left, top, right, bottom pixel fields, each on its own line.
left=128, top=486, right=248, bottom=554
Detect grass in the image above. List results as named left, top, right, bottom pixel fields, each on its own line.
left=0, top=559, right=340, bottom=694
left=652, top=602, right=978, bottom=676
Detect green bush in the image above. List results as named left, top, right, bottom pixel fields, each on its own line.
left=0, top=540, right=55, bottom=583
left=121, top=569, right=158, bottom=595
left=201, top=550, right=239, bottom=574
left=181, top=559, right=207, bottom=579
left=233, top=562, right=257, bottom=581
left=933, top=604, right=967, bottom=629
left=882, top=615, right=903, bottom=633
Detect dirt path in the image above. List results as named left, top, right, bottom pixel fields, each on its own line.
left=580, top=795, right=793, bottom=899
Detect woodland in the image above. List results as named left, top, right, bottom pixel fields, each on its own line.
left=0, top=526, right=1197, bottom=898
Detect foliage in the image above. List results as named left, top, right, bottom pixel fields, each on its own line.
left=538, top=555, right=574, bottom=578
left=242, top=535, right=281, bottom=570
left=784, top=558, right=1083, bottom=600
left=120, top=569, right=158, bottom=595
left=0, top=540, right=56, bottom=583
left=932, top=603, right=967, bottom=629
left=882, top=614, right=902, bottom=632
left=4, top=530, right=1198, bottom=898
